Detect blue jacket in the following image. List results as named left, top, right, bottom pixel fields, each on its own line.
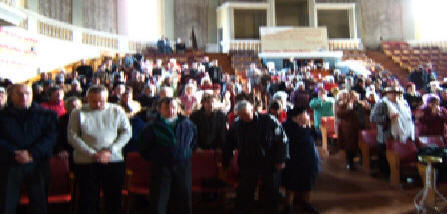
left=0, top=103, right=58, bottom=164
left=137, top=114, right=197, bottom=165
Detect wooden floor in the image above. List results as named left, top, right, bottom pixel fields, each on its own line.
left=30, top=147, right=447, bottom=214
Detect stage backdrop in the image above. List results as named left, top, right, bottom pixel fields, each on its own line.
left=260, top=27, right=329, bottom=52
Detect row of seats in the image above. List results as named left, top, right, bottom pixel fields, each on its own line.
left=382, top=41, right=447, bottom=74
left=342, top=50, right=368, bottom=61
left=19, top=150, right=238, bottom=214
left=230, top=51, right=262, bottom=75
left=320, top=116, right=446, bottom=188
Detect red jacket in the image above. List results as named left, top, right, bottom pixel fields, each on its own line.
left=41, top=100, right=66, bottom=117
left=419, top=106, right=447, bottom=136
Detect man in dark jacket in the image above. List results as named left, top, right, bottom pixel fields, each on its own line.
left=190, top=94, right=226, bottom=150
left=408, top=65, right=428, bottom=90
left=0, top=84, right=58, bottom=214
left=76, top=59, right=94, bottom=82
left=223, top=100, right=288, bottom=214
left=207, top=60, right=223, bottom=85
left=137, top=97, right=197, bottom=214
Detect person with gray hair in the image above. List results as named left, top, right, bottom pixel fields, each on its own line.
left=272, top=91, right=289, bottom=122
left=68, top=85, right=131, bottom=214
left=223, top=100, right=288, bottom=214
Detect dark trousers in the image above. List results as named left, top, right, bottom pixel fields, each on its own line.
left=235, top=166, right=282, bottom=214
left=150, top=161, right=192, bottom=214
left=378, top=144, right=390, bottom=174
left=345, top=150, right=356, bottom=166
left=75, top=162, right=125, bottom=214
left=0, top=163, right=48, bottom=214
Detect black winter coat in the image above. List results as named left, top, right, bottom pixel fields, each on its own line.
left=190, top=109, right=227, bottom=150
left=0, top=104, right=58, bottom=164
left=282, top=119, right=320, bottom=191
left=223, top=113, right=288, bottom=169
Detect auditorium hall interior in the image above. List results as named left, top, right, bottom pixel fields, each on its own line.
left=2, top=0, right=447, bottom=214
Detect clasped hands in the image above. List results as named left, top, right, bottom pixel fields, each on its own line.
left=14, top=150, right=33, bottom=164
left=93, top=149, right=112, bottom=164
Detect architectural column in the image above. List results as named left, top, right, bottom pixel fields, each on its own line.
left=267, top=0, right=275, bottom=26
left=116, top=0, right=128, bottom=35
left=308, top=0, right=317, bottom=27
left=161, top=0, right=174, bottom=40
left=26, top=0, right=38, bottom=12
left=208, top=0, right=218, bottom=44
left=229, top=6, right=234, bottom=39
left=349, top=7, right=357, bottom=38
left=71, top=0, right=82, bottom=26
left=401, top=1, right=414, bottom=40
left=25, top=0, right=38, bottom=33
left=70, top=0, right=83, bottom=44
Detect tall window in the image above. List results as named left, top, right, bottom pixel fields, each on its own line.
left=413, top=0, right=447, bottom=40
left=127, top=0, right=162, bottom=41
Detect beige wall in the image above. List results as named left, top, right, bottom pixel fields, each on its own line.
left=174, top=0, right=209, bottom=48
left=38, top=0, right=72, bottom=23
left=82, top=0, right=117, bottom=33
left=234, top=9, right=266, bottom=39
left=275, top=1, right=308, bottom=26
left=317, top=10, right=349, bottom=38
left=358, top=0, right=407, bottom=48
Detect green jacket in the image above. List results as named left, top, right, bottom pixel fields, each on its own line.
left=309, top=97, right=335, bottom=129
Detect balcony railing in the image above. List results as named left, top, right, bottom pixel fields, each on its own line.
left=82, top=32, right=118, bottom=49
left=406, top=40, right=447, bottom=51
left=328, top=38, right=362, bottom=50
left=222, top=38, right=362, bottom=53
left=39, top=21, right=73, bottom=41
left=221, top=39, right=261, bottom=53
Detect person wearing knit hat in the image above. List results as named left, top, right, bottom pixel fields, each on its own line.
left=282, top=106, right=320, bottom=214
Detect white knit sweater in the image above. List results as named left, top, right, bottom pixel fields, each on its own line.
left=68, top=103, right=131, bottom=164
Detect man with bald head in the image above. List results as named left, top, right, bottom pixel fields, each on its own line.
left=0, top=84, right=58, bottom=214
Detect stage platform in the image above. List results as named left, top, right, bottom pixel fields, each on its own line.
left=259, top=51, right=343, bottom=70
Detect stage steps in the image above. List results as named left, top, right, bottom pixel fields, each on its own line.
left=366, top=50, right=409, bottom=85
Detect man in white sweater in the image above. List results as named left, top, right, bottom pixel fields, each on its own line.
left=68, top=85, right=131, bottom=214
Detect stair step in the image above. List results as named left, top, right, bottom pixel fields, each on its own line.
left=365, top=50, right=409, bottom=85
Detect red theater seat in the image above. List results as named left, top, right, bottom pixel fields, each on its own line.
left=124, top=152, right=151, bottom=214
left=358, top=129, right=378, bottom=173
left=191, top=150, right=225, bottom=193
left=386, top=139, right=418, bottom=187
left=125, top=152, right=151, bottom=196
left=20, top=156, right=74, bottom=213
left=320, top=116, right=337, bottom=153
left=416, top=136, right=445, bottom=148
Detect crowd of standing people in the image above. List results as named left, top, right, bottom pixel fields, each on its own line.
left=0, top=51, right=446, bottom=214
